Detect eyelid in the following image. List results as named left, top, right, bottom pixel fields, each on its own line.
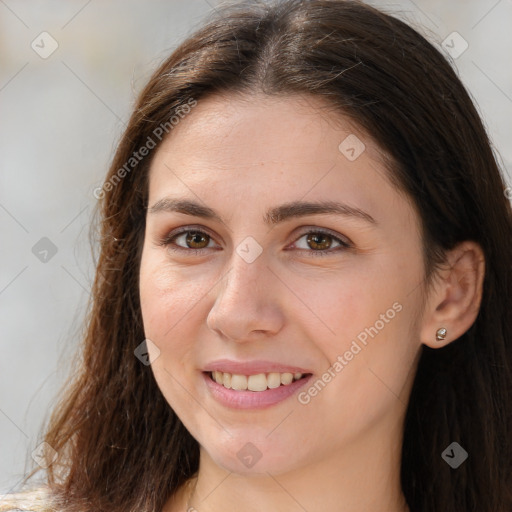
left=157, top=225, right=352, bottom=254
left=157, top=225, right=220, bottom=250
left=289, top=226, right=352, bottom=249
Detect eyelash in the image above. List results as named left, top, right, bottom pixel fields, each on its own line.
left=157, top=226, right=352, bottom=257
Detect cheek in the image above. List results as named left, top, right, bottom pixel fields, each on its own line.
left=139, top=257, right=204, bottom=411
left=139, top=255, right=220, bottom=392
left=300, top=253, right=421, bottom=395
left=140, top=253, right=205, bottom=336
left=297, top=290, right=417, bottom=446
left=297, top=263, right=403, bottom=346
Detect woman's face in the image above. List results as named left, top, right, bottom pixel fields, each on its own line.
left=139, top=93, right=426, bottom=476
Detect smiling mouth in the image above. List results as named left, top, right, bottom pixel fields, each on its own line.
left=205, top=370, right=312, bottom=392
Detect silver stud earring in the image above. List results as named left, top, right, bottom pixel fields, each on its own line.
left=436, top=327, right=447, bottom=341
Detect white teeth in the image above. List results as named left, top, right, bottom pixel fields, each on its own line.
left=210, top=371, right=305, bottom=391
left=222, top=372, right=231, bottom=389
left=280, top=373, right=293, bottom=385
left=267, top=372, right=281, bottom=389
left=230, top=374, right=247, bottom=390
left=247, top=373, right=267, bottom=391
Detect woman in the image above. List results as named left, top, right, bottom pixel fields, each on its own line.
left=2, top=0, right=511, bottom=511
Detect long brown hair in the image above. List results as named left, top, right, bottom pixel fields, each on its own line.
left=16, top=1, right=512, bottom=511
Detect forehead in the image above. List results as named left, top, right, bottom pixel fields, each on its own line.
left=152, top=92, right=382, bottom=165
left=146, top=92, right=415, bottom=230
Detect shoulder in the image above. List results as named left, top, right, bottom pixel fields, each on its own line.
left=0, top=486, right=54, bottom=512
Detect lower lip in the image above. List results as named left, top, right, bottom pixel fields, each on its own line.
left=202, top=372, right=313, bottom=410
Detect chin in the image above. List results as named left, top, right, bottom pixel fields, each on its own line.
left=203, top=436, right=305, bottom=476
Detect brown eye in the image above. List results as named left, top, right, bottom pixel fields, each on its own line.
left=306, top=233, right=333, bottom=251
left=159, top=228, right=217, bottom=254
left=292, top=229, right=351, bottom=257
left=184, top=231, right=210, bottom=249
left=160, top=227, right=350, bottom=257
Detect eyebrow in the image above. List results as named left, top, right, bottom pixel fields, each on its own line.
left=147, top=198, right=377, bottom=226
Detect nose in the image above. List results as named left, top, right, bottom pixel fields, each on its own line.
left=206, top=251, right=285, bottom=342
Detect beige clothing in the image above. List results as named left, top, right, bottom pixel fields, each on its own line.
left=0, top=487, right=52, bottom=512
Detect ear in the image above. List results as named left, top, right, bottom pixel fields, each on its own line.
left=419, top=241, right=485, bottom=348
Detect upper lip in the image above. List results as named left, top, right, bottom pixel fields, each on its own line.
left=203, top=359, right=313, bottom=376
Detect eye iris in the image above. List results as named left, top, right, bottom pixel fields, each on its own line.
left=178, top=231, right=337, bottom=251
left=307, top=233, right=331, bottom=250
left=186, top=231, right=209, bottom=249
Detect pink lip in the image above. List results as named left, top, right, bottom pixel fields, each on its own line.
left=203, top=359, right=313, bottom=376
left=202, top=371, right=313, bottom=410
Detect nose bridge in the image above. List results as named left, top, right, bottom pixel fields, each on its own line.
left=220, top=232, right=269, bottom=295
left=206, top=246, right=283, bottom=340
left=219, top=247, right=269, bottom=308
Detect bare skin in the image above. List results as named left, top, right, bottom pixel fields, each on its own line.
left=138, top=93, right=485, bottom=512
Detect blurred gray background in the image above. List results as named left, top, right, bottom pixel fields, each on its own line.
left=1, top=0, right=511, bottom=494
